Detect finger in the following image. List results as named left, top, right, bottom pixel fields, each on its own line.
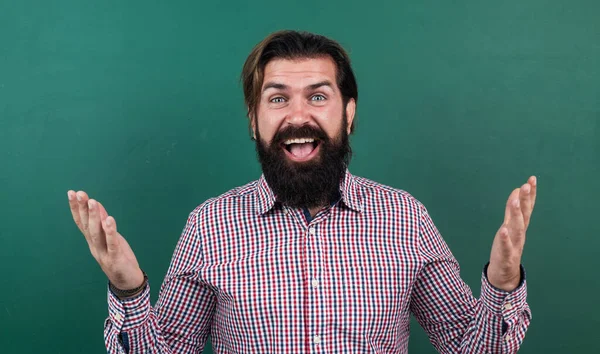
left=67, top=191, right=83, bottom=232
left=504, top=188, right=521, bottom=224
left=76, top=191, right=90, bottom=231
left=96, top=201, right=109, bottom=222
left=519, top=183, right=533, bottom=229
left=102, top=216, right=119, bottom=253
left=528, top=175, right=537, bottom=211
left=88, top=199, right=107, bottom=251
left=506, top=188, right=526, bottom=245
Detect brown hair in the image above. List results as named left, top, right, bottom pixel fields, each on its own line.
left=241, top=30, right=359, bottom=132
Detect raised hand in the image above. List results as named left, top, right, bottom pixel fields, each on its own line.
left=67, top=190, right=144, bottom=293
left=487, top=176, right=537, bottom=291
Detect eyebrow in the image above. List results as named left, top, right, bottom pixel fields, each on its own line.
left=262, top=82, right=288, bottom=92
left=262, top=80, right=334, bottom=93
left=307, top=80, right=333, bottom=91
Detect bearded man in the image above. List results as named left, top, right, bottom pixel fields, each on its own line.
left=68, top=30, right=536, bottom=353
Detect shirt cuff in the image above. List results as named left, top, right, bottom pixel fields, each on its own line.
left=107, top=282, right=151, bottom=332
left=481, top=263, right=527, bottom=319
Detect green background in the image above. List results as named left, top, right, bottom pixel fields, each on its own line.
left=1, top=0, right=598, bottom=352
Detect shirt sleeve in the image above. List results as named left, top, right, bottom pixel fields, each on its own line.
left=103, top=211, right=217, bottom=353
left=410, top=204, right=531, bottom=353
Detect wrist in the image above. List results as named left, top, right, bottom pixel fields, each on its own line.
left=489, top=277, right=520, bottom=292
left=109, top=270, right=148, bottom=299
left=486, top=263, right=521, bottom=292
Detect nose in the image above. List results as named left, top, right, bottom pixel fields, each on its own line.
left=284, top=97, right=313, bottom=127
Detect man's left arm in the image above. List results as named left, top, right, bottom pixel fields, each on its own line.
left=410, top=176, right=536, bottom=353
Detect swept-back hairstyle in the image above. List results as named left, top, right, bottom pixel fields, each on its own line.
left=241, top=30, right=358, bottom=132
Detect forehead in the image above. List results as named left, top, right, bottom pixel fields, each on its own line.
left=262, top=57, right=337, bottom=89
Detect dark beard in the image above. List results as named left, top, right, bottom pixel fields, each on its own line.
left=255, top=118, right=352, bottom=209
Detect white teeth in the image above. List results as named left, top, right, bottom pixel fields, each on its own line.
left=284, top=138, right=315, bottom=145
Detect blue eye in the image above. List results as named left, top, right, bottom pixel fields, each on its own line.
left=270, top=97, right=286, bottom=103
left=311, top=94, right=326, bottom=101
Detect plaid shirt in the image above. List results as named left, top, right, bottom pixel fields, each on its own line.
left=105, top=170, right=531, bottom=353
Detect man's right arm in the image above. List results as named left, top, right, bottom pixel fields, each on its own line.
left=103, top=210, right=216, bottom=353
left=104, top=272, right=216, bottom=353
left=66, top=191, right=215, bottom=353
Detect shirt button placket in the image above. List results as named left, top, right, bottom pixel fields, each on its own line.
left=307, top=225, right=324, bottom=353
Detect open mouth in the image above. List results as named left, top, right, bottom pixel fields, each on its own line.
left=281, top=138, right=322, bottom=162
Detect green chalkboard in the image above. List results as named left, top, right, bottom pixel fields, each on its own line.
left=1, top=0, right=598, bottom=353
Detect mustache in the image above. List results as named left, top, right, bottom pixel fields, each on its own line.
left=272, top=125, right=329, bottom=146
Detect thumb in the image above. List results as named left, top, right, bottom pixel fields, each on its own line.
left=102, top=216, right=120, bottom=253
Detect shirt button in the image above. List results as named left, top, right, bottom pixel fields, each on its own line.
left=503, top=302, right=513, bottom=311
left=311, top=278, right=319, bottom=288
left=313, top=335, right=321, bottom=344
left=505, top=334, right=512, bottom=342
left=114, top=313, right=123, bottom=322
left=309, top=227, right=316, bottom=235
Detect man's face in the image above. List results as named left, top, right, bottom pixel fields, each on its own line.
left=252, top=57, right=355, bottom=156
left=252, top=57, right=356, bottom=208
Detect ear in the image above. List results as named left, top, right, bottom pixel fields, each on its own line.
left=345, top=98, right=356, bottom=135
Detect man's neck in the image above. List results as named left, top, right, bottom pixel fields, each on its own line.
left=307, top=205, right=324, bottom=218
